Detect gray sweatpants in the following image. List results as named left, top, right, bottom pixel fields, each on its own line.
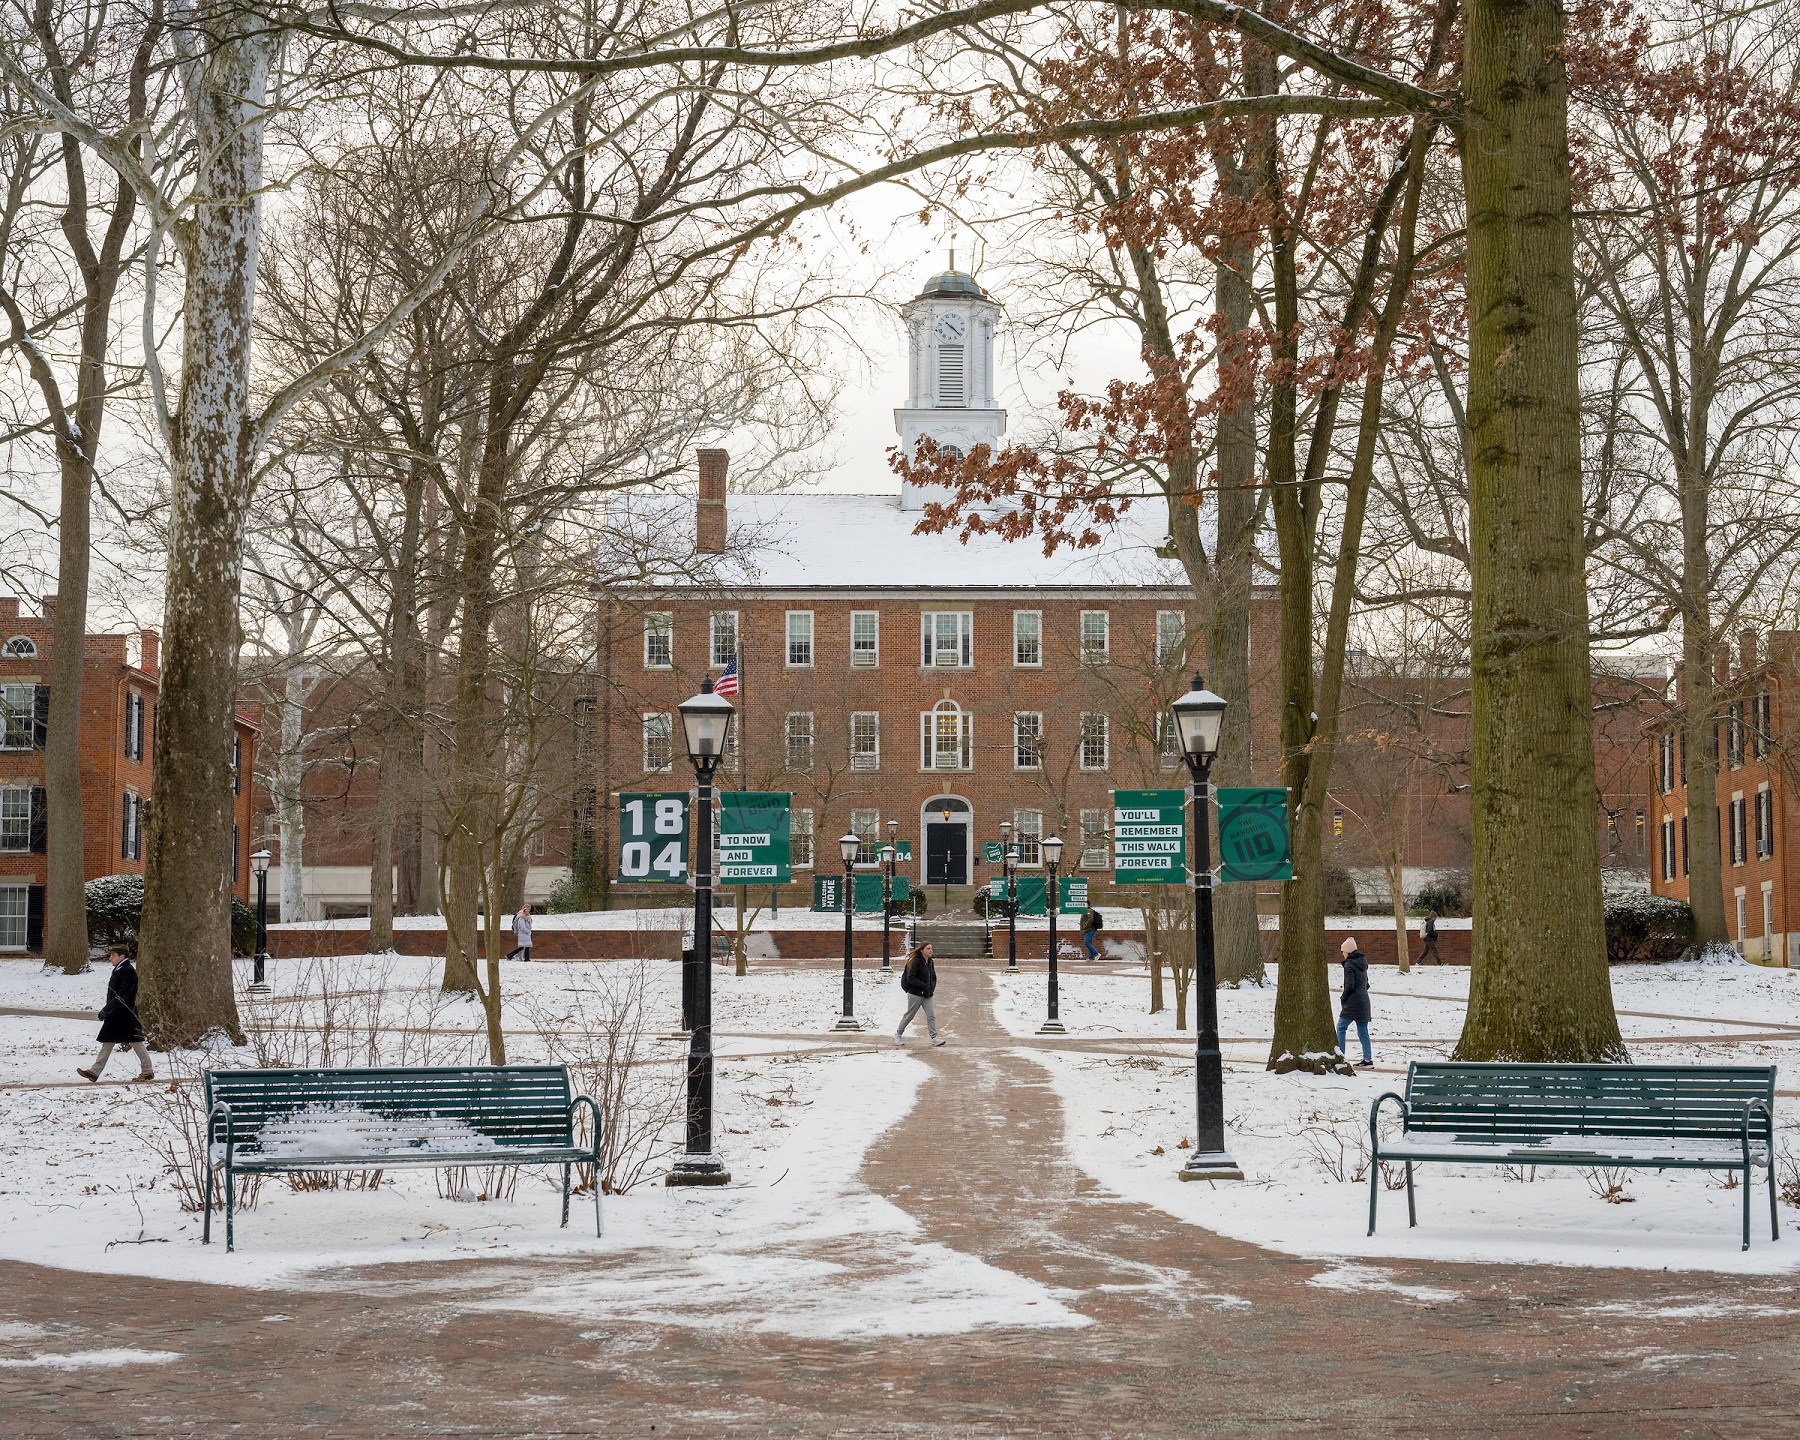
left=90, top=1041, right=153, bottom=1076
left=895, top=994, right=937, bottom=1041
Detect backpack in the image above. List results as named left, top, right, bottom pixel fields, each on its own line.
left=1088, top=909, right=1103, bottom=932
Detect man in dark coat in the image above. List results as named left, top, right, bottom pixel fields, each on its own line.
left=893, top=941, right=945, bottom=1047
left=1336, top=936, right=1373, bottom=1067
left=1079, top=907, right=1103, bottom=961
left=78, top=951, right=154, bottom=1082
left=1417, top=911, right=1442, bottom=966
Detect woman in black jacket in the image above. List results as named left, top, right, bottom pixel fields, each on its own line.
left=1336, top=936, right=1373, bottom=1067
left=78, top=951, right=155, bottom=1082
left=893, top=942, right=946, bottom=1047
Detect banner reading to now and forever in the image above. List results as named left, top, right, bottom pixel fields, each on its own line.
left=1112, top=790, right=1187, bottom=885
left=718, top=792, right=791, bottom=884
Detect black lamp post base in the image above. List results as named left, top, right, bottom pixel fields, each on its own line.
left=1036, top=1018, right=1066, bottom=1034
left=666, top=1154, right=731, bottom=1186
left=1005, top=963, right=1020, bottom=974
left=832, top=1015, right=863, bottom=1031
left=1178, top=1151, right=1245, bottom=1182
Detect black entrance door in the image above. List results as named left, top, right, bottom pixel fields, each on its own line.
left=926, top=823, right=967, bottom=886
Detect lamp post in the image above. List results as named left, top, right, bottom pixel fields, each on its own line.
left=835, top=833, right=861, bottom=1029
left=668, top=680, right=734, bottom=1187
left=1171, top=674, right=1243, bottom=1182
left=1038, top=835, right=1065, bottom=1033
left=939, top=801, right=954, bottom=908
left=249, top=848, right=272, bottom=995
left=1000, top=821, right=1019, bottom=973
left=880, top=845, right=897, bottom=970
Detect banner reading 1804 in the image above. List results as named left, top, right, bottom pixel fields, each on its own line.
left=719, top=792, right=792, bottom=884
left=616, top=792, right=689, bottom=884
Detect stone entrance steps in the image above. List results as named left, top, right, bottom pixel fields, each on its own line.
left=912, top=921, right=991, bottom=959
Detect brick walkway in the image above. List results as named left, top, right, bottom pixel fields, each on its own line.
left=5, top=965, right=1800, bottom=1436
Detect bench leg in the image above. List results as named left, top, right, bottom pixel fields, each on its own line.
left=595, top=1175, right=603, bottom=1239
left=1368, top=1161, right=1379, bottom=1236
left=1405, top=1162, right=1417, bottom=1228
left=561, top=1163, right=571, bottom=1229
left=1743, top=1166, right=1751, bottom=1251
left=1770, top=1160, right=1781, bottom=1242
left=203, top=1161, right=214, bottom=1245
left=225, top=1163, right=235, bottom=1255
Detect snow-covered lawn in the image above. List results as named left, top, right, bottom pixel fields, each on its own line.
left=997, top=958, right=1800, bottom=1274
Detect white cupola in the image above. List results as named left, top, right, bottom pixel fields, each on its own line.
left=894, top=259, right=1006, bottom=511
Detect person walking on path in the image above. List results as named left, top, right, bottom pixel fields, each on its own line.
left=1079, top=906, right=1103, bottom=961
left=1417, top=912, right=1442, bottom=966
left=1336, top=936, right=1373, bottom=1067
left=894, top=941, right=946, bottom=1047
left=78, top=951, right=154, bottom=1083
left=506, top=905, right=533, bottom=962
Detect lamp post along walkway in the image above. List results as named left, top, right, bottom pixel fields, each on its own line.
left=249, top=848, right=272, bottom=995
left=668, top=681, right=733, bottom=1187
left=835, top=834, right=861, bottom=1030
left=1171, top=675, right=1243, bottom=1183
left=881, top=842, right=896, bottom=972
left=1002, top=821, right=1019, bottom=973
left=1038, top=835, right=1066, bottom=1034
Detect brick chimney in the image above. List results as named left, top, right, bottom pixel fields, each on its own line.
left=39, top=594, right=55, bottom=623
left=696, top=448, right=728, bottom=555
left=1740, top=626, right=1759, bottom=676
left=140, top=629, right=159, bottom=676
left=1714, top=645, right=1732, bottom=684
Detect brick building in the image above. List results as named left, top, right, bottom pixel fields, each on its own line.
left=1647, top=629, right=1799, bottom=964
left=0, top=597, right=259, bottom=955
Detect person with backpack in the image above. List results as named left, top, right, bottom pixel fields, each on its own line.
left=1336, top=935, right=1373, bottom=1067
left=1080, top=906, right=1103, bottom=961
left=506, top=905, right=533, bottom=962
left=77, top=951, right=154, bottom=1083
left=1417, top=911, right=1442, bottom=966
left=894, top=941, right=945, bottom=1047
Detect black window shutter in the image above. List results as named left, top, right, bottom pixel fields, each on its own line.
left=126, top=694, right=138, bottom=759
left=29, top=786, right=46, bottom=853
left=25, top=884, right=43, bottom=951
left=32, top=684, right=48, bottom=749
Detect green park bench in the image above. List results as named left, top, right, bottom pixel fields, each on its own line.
left=1369, top=1062, right=1779, bottom=1251
left=203, top=1064, right=603, bottom=1252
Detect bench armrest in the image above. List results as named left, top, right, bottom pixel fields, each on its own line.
left=1744, top=1097, right=1773, bottom=1163
left=209, top=1101, right=237, bottom=1166
left=1369, top=1092, right=1409, bottom=1159
left=569, top=1095, right=604, bottom=1165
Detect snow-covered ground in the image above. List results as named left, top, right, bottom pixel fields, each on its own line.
left=996, top=958, right=1800, bottom=1274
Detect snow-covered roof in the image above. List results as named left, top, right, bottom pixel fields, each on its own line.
left=615, top=490, right=1193, bottom=591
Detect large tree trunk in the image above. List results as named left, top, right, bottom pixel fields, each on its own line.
left=44, top=466, right=92, bottom=975
left=1678, top=523, right=1727, bottom=950
left=137, top=22, right=271, bottom=1047
left=277, top=666, right=307, bottom=924
left=1455, top=0, right=1624, bottom=1061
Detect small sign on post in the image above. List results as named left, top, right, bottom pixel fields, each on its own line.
left=981, top=840, right=1004, bottom=863
left=1218, top=787, right=1293, bottom=882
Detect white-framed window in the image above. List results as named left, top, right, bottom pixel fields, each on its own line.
left=1156, top=713, right=1181, bottom=770
left=1729, top=795, right=1747, bottom=865
left=0, top=884, right=25, bottom=949
left=644, top=613, right=673, bottom=669
left=1014, top=808, right=1043, bottom=866
left=1752, top=692, right=1772, bottom=758
left=1013, top=610, right=1041, bottom=667
left=1660, top=815, right=1676, bottom=881
left=642, top=713, right=673, bottom=773
left=121, top=791, right=143, bottom=861
left=709, top=611, right=738, bottom=669
left=1080, top=610, right=1110, bottom=665
left=1079, top=712, right=1109, bottom=771
left=1013, top=712, right=1043, bottom=770
left=920, top=699, right=973, bottom=771
left=851, top=712, right=880, bottom=770
left=786, top=610, right=814, bottom=668
left=1727, top=701, right=1745, bottom=768
left=0, top=786, right=30, bottom=852
left=851, top=611, right=879, bottom=667
left=721, top=721, right=739, bottom=774
left=2, top=635, right=35, bottom=658
left=852, top=808, right=882, bottom=865
left=921, top=611, right=973, bottom=668
left=0, top=684, right=35, bottom=750
left=1658, top=732, right=1675, bottom=794
left=792, top=808, right=814, bottom=868
left=124, top=691, right=146, bottom=761
left=1079, top=808, right=1110, bottom=870
left=1756, top=786, right=1775, bottom=859
left=785, top=711, right=815, bottom=771
left=1156, top=610, right=1186, bottom=667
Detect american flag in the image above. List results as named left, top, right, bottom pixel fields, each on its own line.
left=713, top=651, right=740, bottom=697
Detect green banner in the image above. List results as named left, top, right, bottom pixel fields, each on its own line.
left=1113, top=789, right=1186, bottom=885
left=1218, top=787, right=1293, bottom=882
left=814, top=873, right=911, bottom=912
left=981, top=840, right=1004, bottom=864
left=813, top=874, right=844, bottom=912
left=616, top=793, right=690, bottom=884
left=719, top=792, right=791, bottom=884
left=896, top=840, right=913, bottom=860
left=989, top=876, right=1090, bottom=915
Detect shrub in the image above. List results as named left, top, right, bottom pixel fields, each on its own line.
left=1321, top=861, right=1358, bottom=917
left=86, top=873, right=258, bottom=959
left=1604, top=892, right=1695, bottom=964
left=546, top=836, right=608, bottom=913
left=1414, top=878, right=1469, bottom=918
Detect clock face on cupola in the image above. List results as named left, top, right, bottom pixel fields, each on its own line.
left=893, top=257, right=1007, bottom=509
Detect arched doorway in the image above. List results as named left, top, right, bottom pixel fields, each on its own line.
left=921, top=795, right=972, bottom=887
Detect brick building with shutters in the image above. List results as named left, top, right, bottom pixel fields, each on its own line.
left=0, top=596, right=259, bottom=956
